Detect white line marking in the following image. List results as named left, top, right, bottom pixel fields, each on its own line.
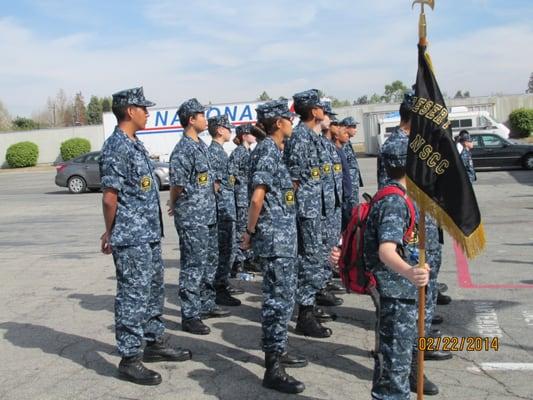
left=468, top=363, right=533, bottom=372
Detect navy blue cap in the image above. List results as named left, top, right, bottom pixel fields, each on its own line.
left=256, top=100, right=296, bottom=122
left=112, top=87, right=155, bottom=108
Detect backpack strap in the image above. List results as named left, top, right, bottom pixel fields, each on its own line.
left=372, top=186, right=416, bottom=242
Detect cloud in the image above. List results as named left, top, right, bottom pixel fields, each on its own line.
left=0, top=1, right=532, bottom=117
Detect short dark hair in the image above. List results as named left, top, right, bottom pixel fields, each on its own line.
left=294, top=104, right=314, bottom=121
left=112, top=105, right=130, bottom=122
left=180, top=112, right=203, bottom=129
left=261, top=117, right=283, bottom=136
left=399, top=102, right=412, bottom=124
left=385, top=164, right=406, bottom=180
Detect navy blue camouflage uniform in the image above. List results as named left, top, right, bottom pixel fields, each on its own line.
left=229, top=124, right=254, bottom=264
left=459, top=146, right=477, bottom=183
left=99, top=87, right=165, bottom=358
left=170, top=99, right=218, bottom=321
left=364, top=150, right=420, bottom=400
left=340, top=117, right=362, bottom=228
left=252, top=101, right=298, bottom=353
left=207, top=115, right=237, bottom=288
left=284, top=90, right=325, bottom=307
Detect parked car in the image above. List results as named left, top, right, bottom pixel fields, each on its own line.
left=470, top=133, right=533, bottom=170
left=55, top=151, right=170, bottom=193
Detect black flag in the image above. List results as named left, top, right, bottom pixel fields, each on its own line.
left=406, top=44, right=485, bottom=258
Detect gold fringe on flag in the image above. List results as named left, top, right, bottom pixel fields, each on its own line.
left=406, top=177, right=486, bottom=259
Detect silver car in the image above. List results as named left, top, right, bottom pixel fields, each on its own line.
left=55, top=151, right=170, bottom=193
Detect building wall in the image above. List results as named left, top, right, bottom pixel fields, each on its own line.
left=0, top=125, right=105, bottom=167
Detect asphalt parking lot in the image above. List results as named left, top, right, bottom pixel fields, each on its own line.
left=0, top=159, right=532, bottom=400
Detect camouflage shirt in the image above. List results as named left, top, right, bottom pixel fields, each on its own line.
left=99, top=126, right=163, bottom=247
left=318, top=135, right=338, bottom=215
left=363, top=181, right=419, bottom=300
left=460, top=147, right=477, bottom=183
left=169, top=134, right=216, bottom=228
left=228, top=144, right=251, bottom=208
left=343, top=141, right=361, bottom=196
left=283, top=122, right=322, bottom=219
left=208, top=141, right=237, bottom=221
left=250, top=137, right=297, bottom=258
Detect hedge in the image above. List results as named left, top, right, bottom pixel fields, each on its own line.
left=60, top=138, right=91, bottom=161
left=5, top=141, right=39, bottom=168
left=509, top=108, right=533, bottom=138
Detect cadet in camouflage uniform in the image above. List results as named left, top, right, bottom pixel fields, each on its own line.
left=241, top=100, right=305, bottom=394
left=456, top=130, right=477, bottom=183
left=363, top=137, right=433, bottom=400
left=207, top=114, right=241, bottom=307
left=229, top=124, right=256, bottom=272
left=377, top=94, right=451, bottom=369
left=318, top=104, right=345, bottom=302
left=168, top=98, right=229, bottom=336
left=100, top=87, right=191, bottom=385
left=283, top=89, right=332, bottom=338
left=339, top=116, right=362, bottom=229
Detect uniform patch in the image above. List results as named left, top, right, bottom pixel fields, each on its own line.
left=333, top=163, right=342, bottom=172
left=407, top=227, right=419, bottom=245
left=140, top=175, right=152, bottom=191
left=228, top=175, right=236, bottom=186
left=322, top=164, right=331, bottom=174
left=310, top=167, right=321, bottom=180
left=285, top=190, right=295, bottom=205
left=198, top=172, right=209, bottom=185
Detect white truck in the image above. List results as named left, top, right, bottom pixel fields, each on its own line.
left=366, top=106, right=510, bottom=154
left=102, top=100, right=268, bottom=160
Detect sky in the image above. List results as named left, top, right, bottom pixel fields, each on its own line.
left=1, top=0, right=532, bottom=117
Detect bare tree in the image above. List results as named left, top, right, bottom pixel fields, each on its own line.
left=0, top=99, right=12, bottom=131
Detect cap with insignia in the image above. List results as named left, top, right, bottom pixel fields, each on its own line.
left=339, top=116, right=358, bottom=127
left=323, top=102, right=338, bottom=121
left=256, top=100, right=296, bottom=122
left=208, top=114, right=233, bottom=133
left=381, top=135, right=408, bottom=168
left=178, top=98, right=206, bottom=124
left=236, top=123, right=253, bottom=135
left=112, top=86, right=156, bottom=108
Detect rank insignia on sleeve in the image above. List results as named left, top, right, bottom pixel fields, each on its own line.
left=310, top=167, right=321, bottom=180
left=285, top=190, right=295, bottom=205
left=140, top=176, right=152, bottom=191
left=198, top=172, right=209, bottom=185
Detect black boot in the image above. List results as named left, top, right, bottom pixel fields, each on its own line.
left=263, top=352, right=305, bottom=394
left=295, top=305, right=332, bottom=338
left=118, top=354, right=162, bottom=385
left=316, top=289, right=343, bottom=306
left=325, top=281, right=346, bottom=294
left=314, top=306, right=337, bottom=322
left=201, top=305, right=231, bottom=319
left=437, top=282, right=448, bottom=293
left=432, top=314, right=444, bottom=325
left=227, top=283, right=244, bottom=296
left=143, top=340, right=192, bottom=362
left=437, top=291, right=452, bottom=305
left=409, top=357, right=439, bottom=395
left=424, top=349, right=453, bottom=361
left=280, top=352, right=308, bottom=368
left=215, top=286, right=241, bottom=306
left=182, top=318, right=210, bottom=335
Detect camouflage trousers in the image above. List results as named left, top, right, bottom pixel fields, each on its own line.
left=296, top=215, right=324, bottom=306
left=372, top=297, right=417, bottom=400
left=214, top=218, right=237, bottom=287
left=260, top=256, right=298, bottom=353
left=112, top=242, right=165, bottom=357
left=234, top=206, right=253, bottom=263
left=424, top=249, right=442, bottom=334
left=321, top=207, right=342, bottom=287
left=177, top=223, right=218, bottom=320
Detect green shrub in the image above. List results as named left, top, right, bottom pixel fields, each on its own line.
left=5, top=141, right=39, bottom=168
left=60, top=138, right=91, bottom=161
left=509, top=108, right=533, bottom=138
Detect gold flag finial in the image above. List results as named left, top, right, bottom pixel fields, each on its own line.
left=412, top=0, right=435, bottom=41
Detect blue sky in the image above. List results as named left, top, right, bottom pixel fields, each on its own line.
left=1, top=0, right=532, bottom=116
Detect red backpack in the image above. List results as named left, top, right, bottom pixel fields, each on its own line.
left=338, top=186, right=416, bottom=294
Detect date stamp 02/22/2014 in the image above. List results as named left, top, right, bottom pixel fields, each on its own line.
left=418, top=336, right=500, bottom=352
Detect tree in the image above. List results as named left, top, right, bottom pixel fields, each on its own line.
left=383, top=80, right=408, bottom=103
left=0, top=100, right=11, bottom=131
left=101, top=97, right=111, bottom=112
left=527, top=73, right=533, bottom=94
left=331, top=98, right=351, bottom=108
left=369, top=93, right=384, bottom=104
left=454, top=90, right=463, bottom=99
left=355, top=95, right=369, bottom=105
left=258, top=91, right=271, bottom=101
left=73, top=92, right=87, bottom=125
left=463, top=91, right=470, bottom=98
left=12, top=116, right=39, bottom=130
left=86, top=96, right=103, bottom=125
